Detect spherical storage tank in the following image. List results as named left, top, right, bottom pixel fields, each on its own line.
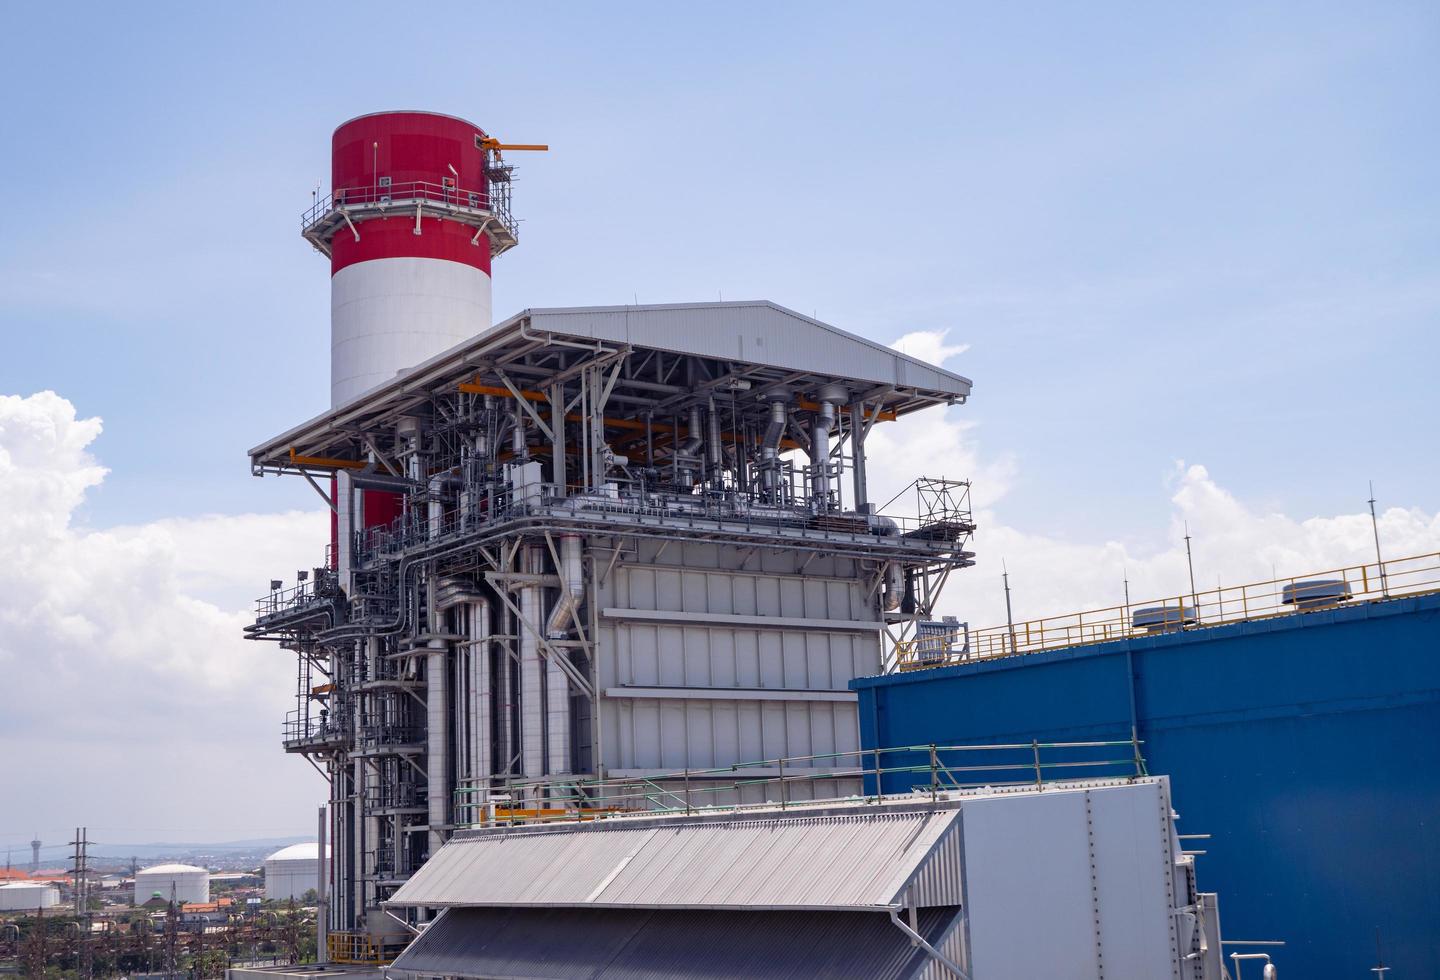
left=133, top=863, right=209, bottom=906
left=0, top=882, right=59, bottom=910
left=263, top=842, right=328, bottom=901
left=326, top=111, right=497, bottom=407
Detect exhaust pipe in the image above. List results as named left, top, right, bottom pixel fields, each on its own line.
left=811, top=384, right=848, bottom=506
left=545, top=535, right=584, bottom=638
left=883, top=562, right=905, bottom=611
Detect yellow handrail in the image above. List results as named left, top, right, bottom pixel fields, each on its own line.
left=896, top=551, right=1440, bottom=671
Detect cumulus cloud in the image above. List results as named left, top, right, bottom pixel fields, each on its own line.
left=890, top=328, right=970, bottom=366
left=871, top=332, right=1440, bottom=630
left=3, top=384, right=1436, bottom=844
left=0, top=392, right=328, bottom=843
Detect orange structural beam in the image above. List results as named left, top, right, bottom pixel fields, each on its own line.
left=289, top=448, right=367, bottom=470
left=795, top=396, right=897, bottom=421
left=457, top=379, right=549, bottom=402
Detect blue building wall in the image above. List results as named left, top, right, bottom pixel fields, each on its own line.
left=852, top=593, right=1440, bottom=977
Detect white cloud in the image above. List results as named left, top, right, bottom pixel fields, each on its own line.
left=890, top=328, right=971, bottom=366
left=3, top=386, right=1436, bottom=846
left=874, top=329, right=1440, bottom=630
left=0, top=392, right=329, bottom=844
left=868, top=404, right=1440, bottom=631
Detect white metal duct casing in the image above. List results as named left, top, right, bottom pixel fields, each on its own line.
left=960, top=780, right=1183, bottom=979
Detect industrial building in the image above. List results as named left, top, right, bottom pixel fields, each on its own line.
left=133, top=863, right=209, bottom=907
left=263, top=843, right=326, bottom=902
left=248, top=110, right=975, bottom=939
left=859, top=558, right=1440, bottom=977
left=385, top=776, right=1223, bottom=980
left=243, top=110, right=1244, bottom=977
left=0, top=881, right=59, bottom=911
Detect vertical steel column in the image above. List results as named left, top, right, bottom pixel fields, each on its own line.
left=316, top=805, right=328, bottom=965
left=550, top=385, right=566, bottom=494
left=336, top=471, right=355, bottom=582
left=849, top=403, right=868, bottom=508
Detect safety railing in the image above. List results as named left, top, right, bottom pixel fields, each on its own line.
left=254, top=579, right=320, bottom=618
left=326, top=930, right=409, bottom=966
left=302, top=180, right=515, bottom=235
left=281, top=709, right=345, bottom=749
left=453, top=737, right=1145, bottom=826
left=895, top=551, right=1440, bottom=670
left=352, top=480, right=973, bottom=564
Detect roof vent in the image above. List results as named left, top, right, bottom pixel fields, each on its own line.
left=1132, top=605, right=1196, bottom=633
left=1281, top=579, right=1352, bottom=610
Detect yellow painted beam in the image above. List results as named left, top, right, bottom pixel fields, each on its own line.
left=289, top=448, right=367, bottom=470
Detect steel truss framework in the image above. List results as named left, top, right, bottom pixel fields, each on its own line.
left=245, top=306, right=975, bottom=936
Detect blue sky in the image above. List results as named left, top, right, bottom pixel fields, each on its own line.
left=2, top=2, right=1438, bottom=845
left=3, top=1, right=1437, bottom=538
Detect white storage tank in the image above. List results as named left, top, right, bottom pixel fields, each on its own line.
left=263, top=842, right=327, bottom=901
left=0, top=882, right=60, bottom=910
left=133, top=863, right=209, bottom=906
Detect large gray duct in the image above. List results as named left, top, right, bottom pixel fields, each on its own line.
left=706, top=397, right=723, bottom=482
left=758, top=397, right=789, bottom=497
left=546, top=535, right=584, bottom=638
left=883, top=562, right=905, bottom=612
left=674, top=405, right=704, bottom=485
left=811, top=384, right=848, bottom=505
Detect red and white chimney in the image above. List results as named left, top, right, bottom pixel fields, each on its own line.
left=304, top=110, right=519, bottom=407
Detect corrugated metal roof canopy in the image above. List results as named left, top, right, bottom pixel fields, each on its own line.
left=389, top=905, right=963, bottom=980
left=250, top=301, right=972, bottom=470
left=386, top=803, right=962, bottom=912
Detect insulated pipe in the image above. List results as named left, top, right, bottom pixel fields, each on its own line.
left=706, top=397, right=723, bottom=480
left=519, top=545, right=545, bottom=782
left=426, top=636, right=449, bottom=854
left=761, top=399, right=788, bottom=454
left=512, top=408, right=526, bottom=457
left=545, top=652, right=571, bottom=777
left=811, top=400, right=837, bottom=503
left=811, top=384, right=847, bottom=507
left=679, top=405, right=704, bottom=457
left=545, top=535, right=584, bottom=638
left=427, top=476, right=445, bottom=540
left=759, top=397, right=789, bottom=497
left=884, top=562, right=905, bottom=611
left=470, top=600, right=492, bottom=799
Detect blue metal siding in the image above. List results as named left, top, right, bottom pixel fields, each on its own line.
left=853, top=593, right=1440, bottom=977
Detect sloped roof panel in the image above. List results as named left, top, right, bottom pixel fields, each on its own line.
left=387, top=806, right=961, bottom=911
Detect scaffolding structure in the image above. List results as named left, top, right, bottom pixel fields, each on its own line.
left=245, top=302, right=975, bottom=938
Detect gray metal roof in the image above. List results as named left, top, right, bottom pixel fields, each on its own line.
left=249, top=301, right=970, bottom=468
left=386, top=802, right=963, bottom=912
left=517, top=302, right=971, bottom=398
left=389, top=904, right=963, bottom=980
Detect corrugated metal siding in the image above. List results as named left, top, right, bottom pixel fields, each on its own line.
left=596, top=543, right=879, bottom=777
left=391, top=904, right=964, bottom=980
left=389, top=807, right=962, bottom=910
